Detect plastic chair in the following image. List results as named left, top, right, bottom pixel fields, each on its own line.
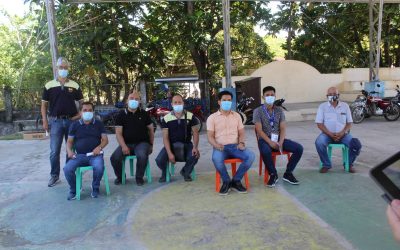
left=122, top=155, right=152, bottom=184
left=75, top=166, right=110, bottom=200
left=215, top=158, right=250, bottom=192
left=166, top=162, right=197, bottom=182
left=319, top=143, right=350, bottom=172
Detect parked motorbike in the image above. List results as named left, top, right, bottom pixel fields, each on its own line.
left=237, top=96, right=255, bottom=125
left=350, top=86, right=400, bottom=123
left=393, top=84, right=400, bottom=108
left=274, top=98, right=288, bottom=111
left=95, top=101, right=124, bottom=133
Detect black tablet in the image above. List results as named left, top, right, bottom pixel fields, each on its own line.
left=370, top=151, right=400, bottom=203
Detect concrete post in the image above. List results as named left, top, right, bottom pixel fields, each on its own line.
left=139, top=80, right=147, bottom=107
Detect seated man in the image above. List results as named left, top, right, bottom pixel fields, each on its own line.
left=254, top=86, right=303, bottom=187
left=64, top=102, right=108, bottom=200
left=110, top=91, right=154, bottom=186
left=315, top=87, right=362, bottom=173
left=155, top=94, right=200, bottom=182
left=207, top=90, right=255, bottom=195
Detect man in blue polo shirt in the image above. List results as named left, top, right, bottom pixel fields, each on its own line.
left=41, top=57, right=84, bottom=187
left=63, top=102, right=108, bottom=200
left=155, top=94, right=200, bottom=182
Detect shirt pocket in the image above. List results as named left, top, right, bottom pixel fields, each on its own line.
left=325, top=113, right=337, bottom=122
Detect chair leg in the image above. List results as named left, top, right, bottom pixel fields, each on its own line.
left=244, top=173, right=250, bottom=190
left=328, top=146, right=333, bottom=162
left=103, top=167, right=110, bottom=195
left=232, top=163, right=237, bottom=176
left=191, top=168, right=197, bottom=180
left=344, top=147, right=350, bottom=172
left=145, top=161, right=152, bottom=183
left=166, top=162, right=171, bottom=183
left=216, top=171, right=221, bottom=192
left=121, top=160, right=126, bottom=185
left=76, top=169, right=82, bottom=200
left=129, top=158, right=134, bottom=177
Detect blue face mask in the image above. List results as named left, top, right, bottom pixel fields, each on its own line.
left=82, top=112, right=93, bottom=121
left=221, top=101, right=232, bottom=111
left=265, top=96, right=275, bottom=106
left=173, top=104, right=184, bottom=113
left=58, top=69, right=68, bottom=78
left=128, top=100, right=139, bottom=109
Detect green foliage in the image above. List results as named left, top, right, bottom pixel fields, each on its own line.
left=264, top=36, right=286, bottom=59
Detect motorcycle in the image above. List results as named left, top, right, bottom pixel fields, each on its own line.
left=274, top=98, right=288, bottom=111
left=393, top=84, right=400, bottom=108
left=237, top=96, right=255, bottom=125
left=350, top=85, right=400, bottom=123
left=95, top=101, right=125, bottom=133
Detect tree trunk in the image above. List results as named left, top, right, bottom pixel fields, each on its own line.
left=286, top=2, right=296, bottom=60
left=383, top=15, right=391, bottom=67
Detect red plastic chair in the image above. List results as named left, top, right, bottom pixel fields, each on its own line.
left=215, top=158, right=250, bottom=192
left=255, top=129, right=292, bottom=184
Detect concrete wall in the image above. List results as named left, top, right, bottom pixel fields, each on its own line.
left=223, top=60, right=400, bottom=103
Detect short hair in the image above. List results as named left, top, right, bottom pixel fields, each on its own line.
left=56, top=57, right=70, bottom=67
left=218, top=90, right=233, bottom=100
left=81, top=101, right=94, bottom=110
left=172, top=93, right=184, bottom=101
left=263, top=86, right=276, bottom=94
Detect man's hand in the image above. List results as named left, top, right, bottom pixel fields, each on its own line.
left=122, top=145, right=130, bottom=155
left=387, top=199, right=400, bottom=242
left=42, top=119, right=49, bottom=131
left=67, top=151, right=76, bottom=159
left=192, top=147, right=200, bottom=158
left=168, top=153, right=176, bottom=164
left=92, top=146, right=102, bottom=156
left=268, top=141, right=280, bottom=150
left=237, top=143, right=246, bottom=151
left=214, top=144, right=224, bottom=151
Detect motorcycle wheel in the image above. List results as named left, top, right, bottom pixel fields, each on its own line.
left=352, top=107, right=365, bottom=124
left=193, top=116, right=203, bottom=132
left=384, top=104, right=400, bottom=121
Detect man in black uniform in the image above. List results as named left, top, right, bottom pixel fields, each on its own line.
left=41, top=57, right=83, bottom=187
left=110, top=91, right=155, bottom=186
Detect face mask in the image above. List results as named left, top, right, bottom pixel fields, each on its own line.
left=128, top=100, right=139, bottom=109
left=265, top=96, right=275, bottom=105
left=58, top=69, right=68, bottom=78
left=173, top=104, right=183, bottom=113
left=221, top=101, right=232, bottom=111
left=82, top=112, right=93, bottom=121
left=327, top=95, right=339, bottom=102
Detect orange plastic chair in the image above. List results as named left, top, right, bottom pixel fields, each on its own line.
left=255, top=128, right=292, bottom=184
left=215, top=158, right=250, bottom=192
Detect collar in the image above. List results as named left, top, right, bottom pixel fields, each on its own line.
left=171, top=110, right=186, bottom=118
left=216, top=110, right=233, bottom=116
left=79, top=119, right=95, bottom=125
left=125, top=108, right=141, bottom=115
left=328, top=101, right=342, bottom=108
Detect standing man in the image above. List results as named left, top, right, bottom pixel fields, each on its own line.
left=254, top=86, right=303, bottom=187
left=155, top=94, right=200, bottom=182
left=110, top=91, right=154, bottom=186
left=315, top=86, right=362, bottom=173
left=63, top=102, right=108, bottom=200
left=41, top=57, right=83, bottom=187
left=207, top=90, right=255, bottom=195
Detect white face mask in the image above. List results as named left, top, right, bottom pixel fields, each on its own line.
left=264, top=96, right=275, bottom=105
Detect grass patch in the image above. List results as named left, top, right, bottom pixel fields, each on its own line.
left=0, top=133, right=23, bottom=140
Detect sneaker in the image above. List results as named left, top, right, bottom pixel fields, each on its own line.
left=319, top=167, right=329, bottom=173
left=114, top=178, right=122, bottom=185
left=48, top=176, right=60, bottom=187
left=349, top=166, right=356, bottom=173
left=219, top=182, right=230, bottom=196
left=180, top=169, right=192, bottom=182
left=158, top=176, right=166, bottom=183
left=283, top=172, right=299, bottom=185
left=230, top=180, right=247, bottom=193
left=67, top=192, right=76, bottom=200
left=91, top=188, right=99, bottom=198
left=266, top=174, right=278, bottom=187
left=136, top=178, right=145, bottom=186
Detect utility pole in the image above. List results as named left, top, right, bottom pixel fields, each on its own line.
left=45, top=0, right=59, bottom=79
left=369, top=0, right=384, bottom=81
left=222, top=0, right=232, bottom=88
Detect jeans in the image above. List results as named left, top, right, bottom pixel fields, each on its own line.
left=155, top=142, right=198, bottom=177
left=212, top=144, right=255, bottom=183
left=63, top=154, right=104, bottom=193
left=110, top=142, right=151, bottom=180
left=258, top=138, right=303, bottom=175
left=315, top=133, right=361, bottom=168
left=49, top=117, right=72, bottom=177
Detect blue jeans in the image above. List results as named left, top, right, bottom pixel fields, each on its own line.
left=258, top=138, right=303, bottom=175
left=63, top=154, right=104, bottom=193
left=49, top=118, right=72, bottom=177
left=110, top=142, right=151, bottom=180
left=212, top=144, right=255, bottom=183
left=315, top=133, right=361, bottom=168
left=155, top=142, right=198, bottom=176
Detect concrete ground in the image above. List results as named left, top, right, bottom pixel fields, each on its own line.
left=0, top=117, right=399, bottom=249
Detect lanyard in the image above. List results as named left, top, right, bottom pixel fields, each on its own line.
left=262, top=105, right=275, bottom=128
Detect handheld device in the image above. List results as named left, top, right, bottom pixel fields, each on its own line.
left=370, top=151, right=400, bottom=203
left=86, top=151, right=104, bottom=157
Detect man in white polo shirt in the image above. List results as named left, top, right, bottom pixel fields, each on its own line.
left=315, top=87, right=362, bottom=173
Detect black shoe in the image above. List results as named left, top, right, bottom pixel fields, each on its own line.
left=180, top=169, right=192, bottom=182
left=136, top=178, right=145, bottom=186
left=91, top=188, right=99, bottom=198
left=67, top=192, right=76, bottom=201
left=114, top=178, right=122, bottom=185
left=219, top=182, right=231, bottom=196
left=48, top=176, right=60, bottom=187
left=230, top=180, right=247, bottom=193
left=158, top=176, right=166, bottom=183
left=266, top=174, right=278, bottom=187
left=283, top=172, right=299, bottom=185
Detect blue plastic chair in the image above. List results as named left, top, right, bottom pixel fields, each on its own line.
left=122, top=155, right=152, bottom=184
left=75, top=166, right=110, bottom=200
left=319, top=143, right=350, bottom=172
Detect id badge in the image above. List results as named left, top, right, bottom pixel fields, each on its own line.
left=271, top=133, right=279, bottom=142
